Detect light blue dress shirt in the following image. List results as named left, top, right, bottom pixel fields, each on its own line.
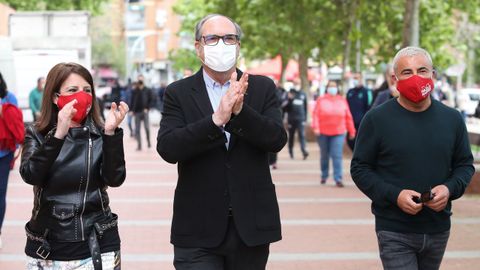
left=203, top=70, right=231, bottom=149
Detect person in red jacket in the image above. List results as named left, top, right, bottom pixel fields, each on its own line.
left=311, top=80, right=356, bottom=187
left=0, top=72, right=23, bottom=249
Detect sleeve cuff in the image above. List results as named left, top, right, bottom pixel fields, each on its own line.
left=103, top=128, right=124, bottom=145
left=386, top=185, right=403, bottom=205
left=207, top=115, right=227, bottom=142
left=443, top=180, right=456, bottom=199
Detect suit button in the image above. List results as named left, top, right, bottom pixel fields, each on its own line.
left=224, top=189, right=228, bottom=196
left=225, top=163, right=231, bottom=169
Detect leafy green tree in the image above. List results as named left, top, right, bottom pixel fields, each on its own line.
left=168, top=48, right=201, bottom=74
left=89, top=2, right=126, bottom=77
left=1, top=0, right=107, bottom=14
left=171, top=0, right=480, bottom=89
left=168, top=0, right=214, bottom=73
left=188, top=0, right=337, bottom=93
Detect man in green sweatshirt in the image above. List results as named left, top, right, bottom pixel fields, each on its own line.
left=28, top=77, right=45, bottom=121
left=351, top=46, right=474, bottom=270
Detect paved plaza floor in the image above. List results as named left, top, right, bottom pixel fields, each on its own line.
left=1, top=120, right=479, bottom=269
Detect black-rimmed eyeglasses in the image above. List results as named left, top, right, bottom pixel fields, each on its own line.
left=201, top=34, right=239, bottom=46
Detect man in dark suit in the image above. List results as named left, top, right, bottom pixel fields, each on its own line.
left=156, top=14, right=287, bottom=270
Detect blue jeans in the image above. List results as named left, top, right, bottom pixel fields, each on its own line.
left=376, top=230, right=450, bottom=270
left=0, top=152, right=13, bottom=233
left=317, top=134, right=345, bottom=182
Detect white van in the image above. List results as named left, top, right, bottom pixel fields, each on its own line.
left=456, top=88, right=480, bottom=116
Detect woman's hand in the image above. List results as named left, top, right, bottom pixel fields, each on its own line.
left=104, top=101, right=129, bottom=135
left=54, top=99, right=77, bottom=139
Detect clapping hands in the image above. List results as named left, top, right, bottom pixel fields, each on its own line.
left=212, top=72, right=248, bottom=126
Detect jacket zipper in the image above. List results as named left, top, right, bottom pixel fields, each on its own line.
left=80, top=136, right=92, bottom=241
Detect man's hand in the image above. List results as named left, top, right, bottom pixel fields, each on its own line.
left=232, top=73, right=248, bottom=115
left=212, top=72, right=241, bottom=126
left=424, top=185, right=450, bottom=212
left=54, top=99, right=77, bottom=139
left=397, top=189, right=423, bottom=215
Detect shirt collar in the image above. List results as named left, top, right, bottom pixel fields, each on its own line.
left=202, top=69, right=230, bottom=88
left=202, top=69, right=215, bottom=89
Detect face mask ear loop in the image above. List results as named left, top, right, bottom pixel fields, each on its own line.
left=54, top=92, right=60, bottom=108
left=198, top=43, right=207, bottom=66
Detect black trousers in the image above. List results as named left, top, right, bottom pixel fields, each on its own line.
left=287, top=120, right=307, bottom=157
left=173, top=217, right=270, bottom=270
left=347, top=122, right=360, bottom=151
left=134, top=111, right=151, bottom=149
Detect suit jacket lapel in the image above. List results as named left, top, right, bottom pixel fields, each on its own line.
left=191, top=68, right=214, bottom=117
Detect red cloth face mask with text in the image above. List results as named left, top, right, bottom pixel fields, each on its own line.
left=396, top=75, right=434, bottom=103
left=57, top=91, right=93, bottom=123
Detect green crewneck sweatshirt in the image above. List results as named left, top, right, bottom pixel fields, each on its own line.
left=29, top=87, right=42, bottom=115
left=351, top=98, right=474, bottom=233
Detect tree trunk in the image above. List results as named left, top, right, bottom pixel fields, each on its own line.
left=341, top=35, right=352, bottom=92
left=466, top=33, right=475, bottom=87
left=298, top=52, right=309, bottom=98
left=355, top=20, right=361, bottom=73
left=279, top=54, right=288, bottom=85
left=341, top=0, right=359, bottom=91
left=402, top=0, right=420, bottom=47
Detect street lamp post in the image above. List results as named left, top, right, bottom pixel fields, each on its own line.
left=125, top=32, right=156, bottom=81
left=124, top=0, right=158, bottom=81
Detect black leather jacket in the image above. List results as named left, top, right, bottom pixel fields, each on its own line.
left=20, top=119, right=126, bottom=242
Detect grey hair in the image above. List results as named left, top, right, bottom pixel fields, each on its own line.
left=194, top=14, right=243, bottom=41
left=392, top=46, right=433, bottom=74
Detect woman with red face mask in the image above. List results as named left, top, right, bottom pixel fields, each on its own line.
left=20, top=63, right=129, bottom=270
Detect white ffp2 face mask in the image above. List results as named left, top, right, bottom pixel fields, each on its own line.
left=203, top=42, right=238, bottom=72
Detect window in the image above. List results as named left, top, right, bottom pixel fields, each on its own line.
left=126, top=4, right=145, bottom=30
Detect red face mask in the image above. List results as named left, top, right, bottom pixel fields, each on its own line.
left=57, top=91, right=93, bottom=123
left=396, top=75, right=434, bottom=103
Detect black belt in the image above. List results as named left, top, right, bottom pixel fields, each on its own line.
left=89, top=229, right=102, bottom=270
left=89, top=215, right=119, bottom=270
left=25, top=215, right=118, bottom=270
left=25, top=225, right=50, bottom=260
